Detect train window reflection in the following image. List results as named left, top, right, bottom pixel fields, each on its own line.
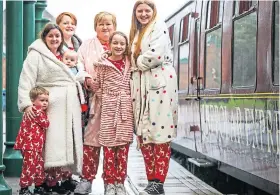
left=168, top=24, right=174, bottom=47
left=178, top=42, right=189, bottom=92
left=232, top=12, right=257, bottom=87
left=196, top=19, right=201, bottom=77
left=205, top=28, right=221, bottom=89
left=234, top=0, right=257, bottom=16
left=218, top=0, right=224, bottom=23
left=180, top=14, right=190, bottom=42
left=207, top=0, right=223, bottom=29
left=273, top=1, right=279, bottom=85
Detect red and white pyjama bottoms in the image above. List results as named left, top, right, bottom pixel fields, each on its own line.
left=81, top=145, right=101, bottom=182
left=45, top=167, right=72, bottom=187
left=139, top=137, right=171, bottom=183
left=102, top=144, right=129, bottom=184
left=20, top=150, right=45, bottom=188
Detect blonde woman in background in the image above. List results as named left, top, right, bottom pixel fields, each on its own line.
left=74, top=11, right=117, bottom=195
left=129, top=1, right=178, bottom=195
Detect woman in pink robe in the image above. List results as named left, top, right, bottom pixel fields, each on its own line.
left=74, top=11, right=117, bottom=195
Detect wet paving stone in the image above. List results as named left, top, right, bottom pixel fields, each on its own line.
left=5, top=141, right=222, bottom=195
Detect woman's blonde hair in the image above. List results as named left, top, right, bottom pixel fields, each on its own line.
left=29, top=86, right=49, bottom=101
left=94, top=11, right=117, bottom=31
left=129, top=0, right=157, bottom=59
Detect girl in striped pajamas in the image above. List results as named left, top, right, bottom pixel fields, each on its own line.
left=87, top=31, right=134, bottom=195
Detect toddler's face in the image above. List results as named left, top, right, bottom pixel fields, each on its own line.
left=63, top=53, right=77, bottom=67
left=32, top=94, right=49, bottom=111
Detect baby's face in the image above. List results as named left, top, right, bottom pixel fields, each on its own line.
left=62, top=53, right=77, bottom=67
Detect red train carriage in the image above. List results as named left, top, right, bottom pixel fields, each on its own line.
left=165, top=1, right=279, bottom=195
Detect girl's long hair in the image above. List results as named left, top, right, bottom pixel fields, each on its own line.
left=129, top=0, right=157, bottom=60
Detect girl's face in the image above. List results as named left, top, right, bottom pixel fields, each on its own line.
left=110, top=34, right=126, bottom=57
left=45, top=29, right=62, bottom=53
left=58, top=15, right=76, bottom=38
left=135, top=3, right=154, bottom=26
left=96, top=16, right=115, bottom=42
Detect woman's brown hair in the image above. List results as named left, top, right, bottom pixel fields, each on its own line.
left=129, top=0, right=157, bottom=60
left=56, top=12, right=77, bottom=26
left=40, top=23, right=64, bottom=53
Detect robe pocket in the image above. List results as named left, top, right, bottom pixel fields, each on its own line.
left=102, top=97, right=117, bottom=117
left=149, top=68, right=166, bottom=90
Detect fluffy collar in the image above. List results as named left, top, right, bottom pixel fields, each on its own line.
left=28, top=39, right=75, bottom=81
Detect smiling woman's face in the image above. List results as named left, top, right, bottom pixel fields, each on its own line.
left=96, top=16, right=116, bottom=42
left=58, top=15, right=76, bottom=38
left=45, top=29, right=62, bottom=53
left=135, top=3, right=154, bottom=27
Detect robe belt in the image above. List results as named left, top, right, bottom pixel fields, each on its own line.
left=36, top=81, right=85, bottom=105
left=103, top=88, right=130, bottom=127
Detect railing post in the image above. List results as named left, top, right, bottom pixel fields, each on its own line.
left=23, top=0, right=36, bottom=59
left=3, top=0, right=23, bottom=177
left=35, top=0, right=49, bottom=38
left=0, top=0, right=12, bottom=193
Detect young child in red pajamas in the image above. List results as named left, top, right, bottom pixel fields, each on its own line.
left=85, top=31, right=134, bottom=195
left=14, top=86, right=50, bottom=195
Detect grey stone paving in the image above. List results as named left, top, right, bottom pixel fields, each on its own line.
left=126, top=143, right=222, bottom=195
left=3, top=111, right=222, bottom=195
left=5, top=177, right=19, bottom=195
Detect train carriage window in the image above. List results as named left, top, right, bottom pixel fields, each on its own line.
left=180, top=14, right=190, bottom=42
left=234, top=0, right=257, bottom=16
left=232, top=12, right=257, bottom=87
left=196, top=19, right=201, bottom=77
left=178, top=43, right=190, bottom=91
left=207, top=0, right=223, bottom=29
left=168, top=24, right=174, bottom=47
left=178, top=13, right=192, bottom=92
left=273, top=1, right=279, bottom=85
left=218, top=0, right=224, bottom=23
left=205, top=29, right=222, bottom=89
left=204, top=0, right=223, bottom=89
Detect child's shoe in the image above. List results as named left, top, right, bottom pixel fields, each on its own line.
left=139, top=180, right=165, bottom=195
left=104, top=183, right=116, bottom=195
left=34, top=185, right=49, bottom=195
left=74, top=179, right=92, bottom=195
left=19, top=187, right=33, bottom=195
left=43, top=182, right=70, bottom=195
left=143, top=180, right=154, bottom=191
left=62, top=178, right=78, bottom=192
left=115, top=183, right=126, bottom=195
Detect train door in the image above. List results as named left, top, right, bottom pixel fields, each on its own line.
left=186, top=1, right=203, bottom=151
left=189, top=17, right=201, bottom=97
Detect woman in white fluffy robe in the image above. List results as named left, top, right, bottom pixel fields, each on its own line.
left=17, top=24, right=83, bottom=181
